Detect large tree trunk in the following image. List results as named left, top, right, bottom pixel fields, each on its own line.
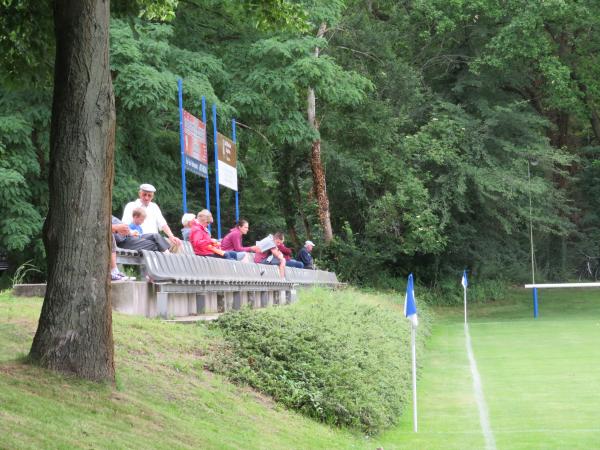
left=308, top=22, right=333, bottom=244
left=30, top=0, right=116, bottom=381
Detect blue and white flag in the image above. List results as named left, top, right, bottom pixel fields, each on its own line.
left=404, top=273, right=418, bottom=327
left=461, top=270, right=468, bottom=289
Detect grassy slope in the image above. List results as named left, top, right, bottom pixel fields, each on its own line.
left=0, top=291, right=372, bottom=450
left=375, top=288, right=600, bottom=449
left=5, top=287, right=600, bottom=449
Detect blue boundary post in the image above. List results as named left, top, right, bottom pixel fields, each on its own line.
left=202, top=96, right=209, bottom=212
left=533, top=287, right=538, bottom=318
left=178, top=79, right=187, bottom=213
left=212, top=103, right=222, bottom=239
left=232, top=118, right=239, bottom=222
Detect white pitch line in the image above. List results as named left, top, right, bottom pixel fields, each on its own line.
left=465, top=322, right=497, bottom=450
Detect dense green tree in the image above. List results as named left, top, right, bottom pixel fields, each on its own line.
left=2, top=0, right=599, bottom=294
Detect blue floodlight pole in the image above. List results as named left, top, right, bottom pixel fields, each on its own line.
left=528, top=160, right=538, bottom=318
left=232, top=119, right=239, bottom=222
left=178, top=79, right=187, bottom=213
left=202, top=96, right=209, bottom=212
left=212, top=103, right=222, bottom=239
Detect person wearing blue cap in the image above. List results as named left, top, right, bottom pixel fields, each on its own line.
left=122, top=183, right=182, bottom=251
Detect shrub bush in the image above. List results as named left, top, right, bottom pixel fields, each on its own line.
left=207, top=288, right=431, bottom=434
left=422, top=277, right=510, bottom=306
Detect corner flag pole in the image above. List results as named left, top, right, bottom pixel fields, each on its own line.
left=404, top=273, right=419, bottom=432
left=462, top=270, right=468, bottom=324
left=411, top=324, right=418, bottom=432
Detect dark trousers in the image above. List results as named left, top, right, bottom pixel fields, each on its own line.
left=140, top=233, right=171, bottom=252
left=116, top=233, right=169, bottom=252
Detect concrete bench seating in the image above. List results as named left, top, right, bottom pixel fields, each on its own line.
left=284, top=266, right=339, bottom=286
left=133, top=250, right=339, bottom=318
left=115, top=240, right=195, bottom=269
left=142, top=250, right=292, bottom=290
left=115, top=247, right=144, bottom=265
left=14, top=245, right=341, bottom=320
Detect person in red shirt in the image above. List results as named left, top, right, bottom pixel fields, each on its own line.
left=275, top=232, right=304, bottom=269
left=253, top=233, right=288, bottom=277
left=190, top=210, right=237, bottom=259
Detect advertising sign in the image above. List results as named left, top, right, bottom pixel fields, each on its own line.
left=183, top=110, right=208, bottom=177
left=217, top=132, right=238, bottom=191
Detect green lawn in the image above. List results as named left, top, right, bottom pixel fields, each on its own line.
left=375, top=288, right=600, bottom=449
left=3, top=287, right=600, bottom=449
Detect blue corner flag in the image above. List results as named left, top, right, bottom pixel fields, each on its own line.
left=461, top=270, right=468, bottom=289
left=404, top=273, right=418, bottom=327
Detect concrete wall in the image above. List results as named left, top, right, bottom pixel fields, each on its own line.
left=13, top=284, right=46, bottom=297
left=14, top=281, right=318, bottom=319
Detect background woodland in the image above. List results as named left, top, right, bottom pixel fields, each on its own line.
left=2, top=0, right=600, bottom=291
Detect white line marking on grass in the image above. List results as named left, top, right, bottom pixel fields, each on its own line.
left=465, top=322, right=497, bottom=450
left=408, top=428, right=600, bottom=435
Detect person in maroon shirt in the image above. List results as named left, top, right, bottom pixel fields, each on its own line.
left=275, top=232, right=304, bottom=269
left=253, top=233, right=287, bottom=277
left=221, top=220, right=261, bottom=253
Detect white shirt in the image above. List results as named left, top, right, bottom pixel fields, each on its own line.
left=122, top=199, right=167, bottom=235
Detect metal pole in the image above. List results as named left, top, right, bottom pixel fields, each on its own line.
left=232, top=118, right=239, bottom=222
left=213, top=103, right=222, bottom=239
left=178, top=79, right=187, bottom=213
left=528, top=161, right=535, bottom=285
left=202, top=96, right=209, bottom=212
left=528, top=161, right=537, bottom=318
left=464, top=286, right=467, bottom=324
left=411, top=324, right=418, bottom=432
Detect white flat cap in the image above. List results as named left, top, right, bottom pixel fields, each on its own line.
left=181, top=213, right=196, bottom=226
left=139, top=183, right=156, bottom=192
left=305, top=240, right=315, bottom=247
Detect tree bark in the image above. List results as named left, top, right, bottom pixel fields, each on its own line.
left=30, top=0, right=116, bottom=381
left=308, top=22, right=333, bottom=244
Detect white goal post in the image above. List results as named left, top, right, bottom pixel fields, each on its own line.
left=525, top=282, right=600, bottom=288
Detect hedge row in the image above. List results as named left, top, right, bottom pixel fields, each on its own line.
left=207, top=288, right=431, bottom=434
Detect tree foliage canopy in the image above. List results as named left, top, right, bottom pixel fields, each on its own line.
left=2, top=0, right=600, bottom=287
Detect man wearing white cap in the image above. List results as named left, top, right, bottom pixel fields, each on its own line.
left=122, top=183, right=182, bottom=249
left=180, top=212, right=196, bottom=241
left=297, top=240, right=315, bottom=270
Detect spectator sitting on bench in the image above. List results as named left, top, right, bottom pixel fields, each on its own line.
left=128, top=207, right=146, bottom=237
left=122, top=183, right=182, bottom=252
left=275, top=232, right=304, bottom=269
left=254, top=233, right=287, bottom=278
left=297, top=240, right=316, bottom=270
left=112, top=216, right=170, bottom=253
left=190, top=209, right=237, bottom=260
left=180, top=213, right=196, bottom=241
left=221, top=220, right=261, bottom=255
left=110, top=233, right=134, bottom=281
